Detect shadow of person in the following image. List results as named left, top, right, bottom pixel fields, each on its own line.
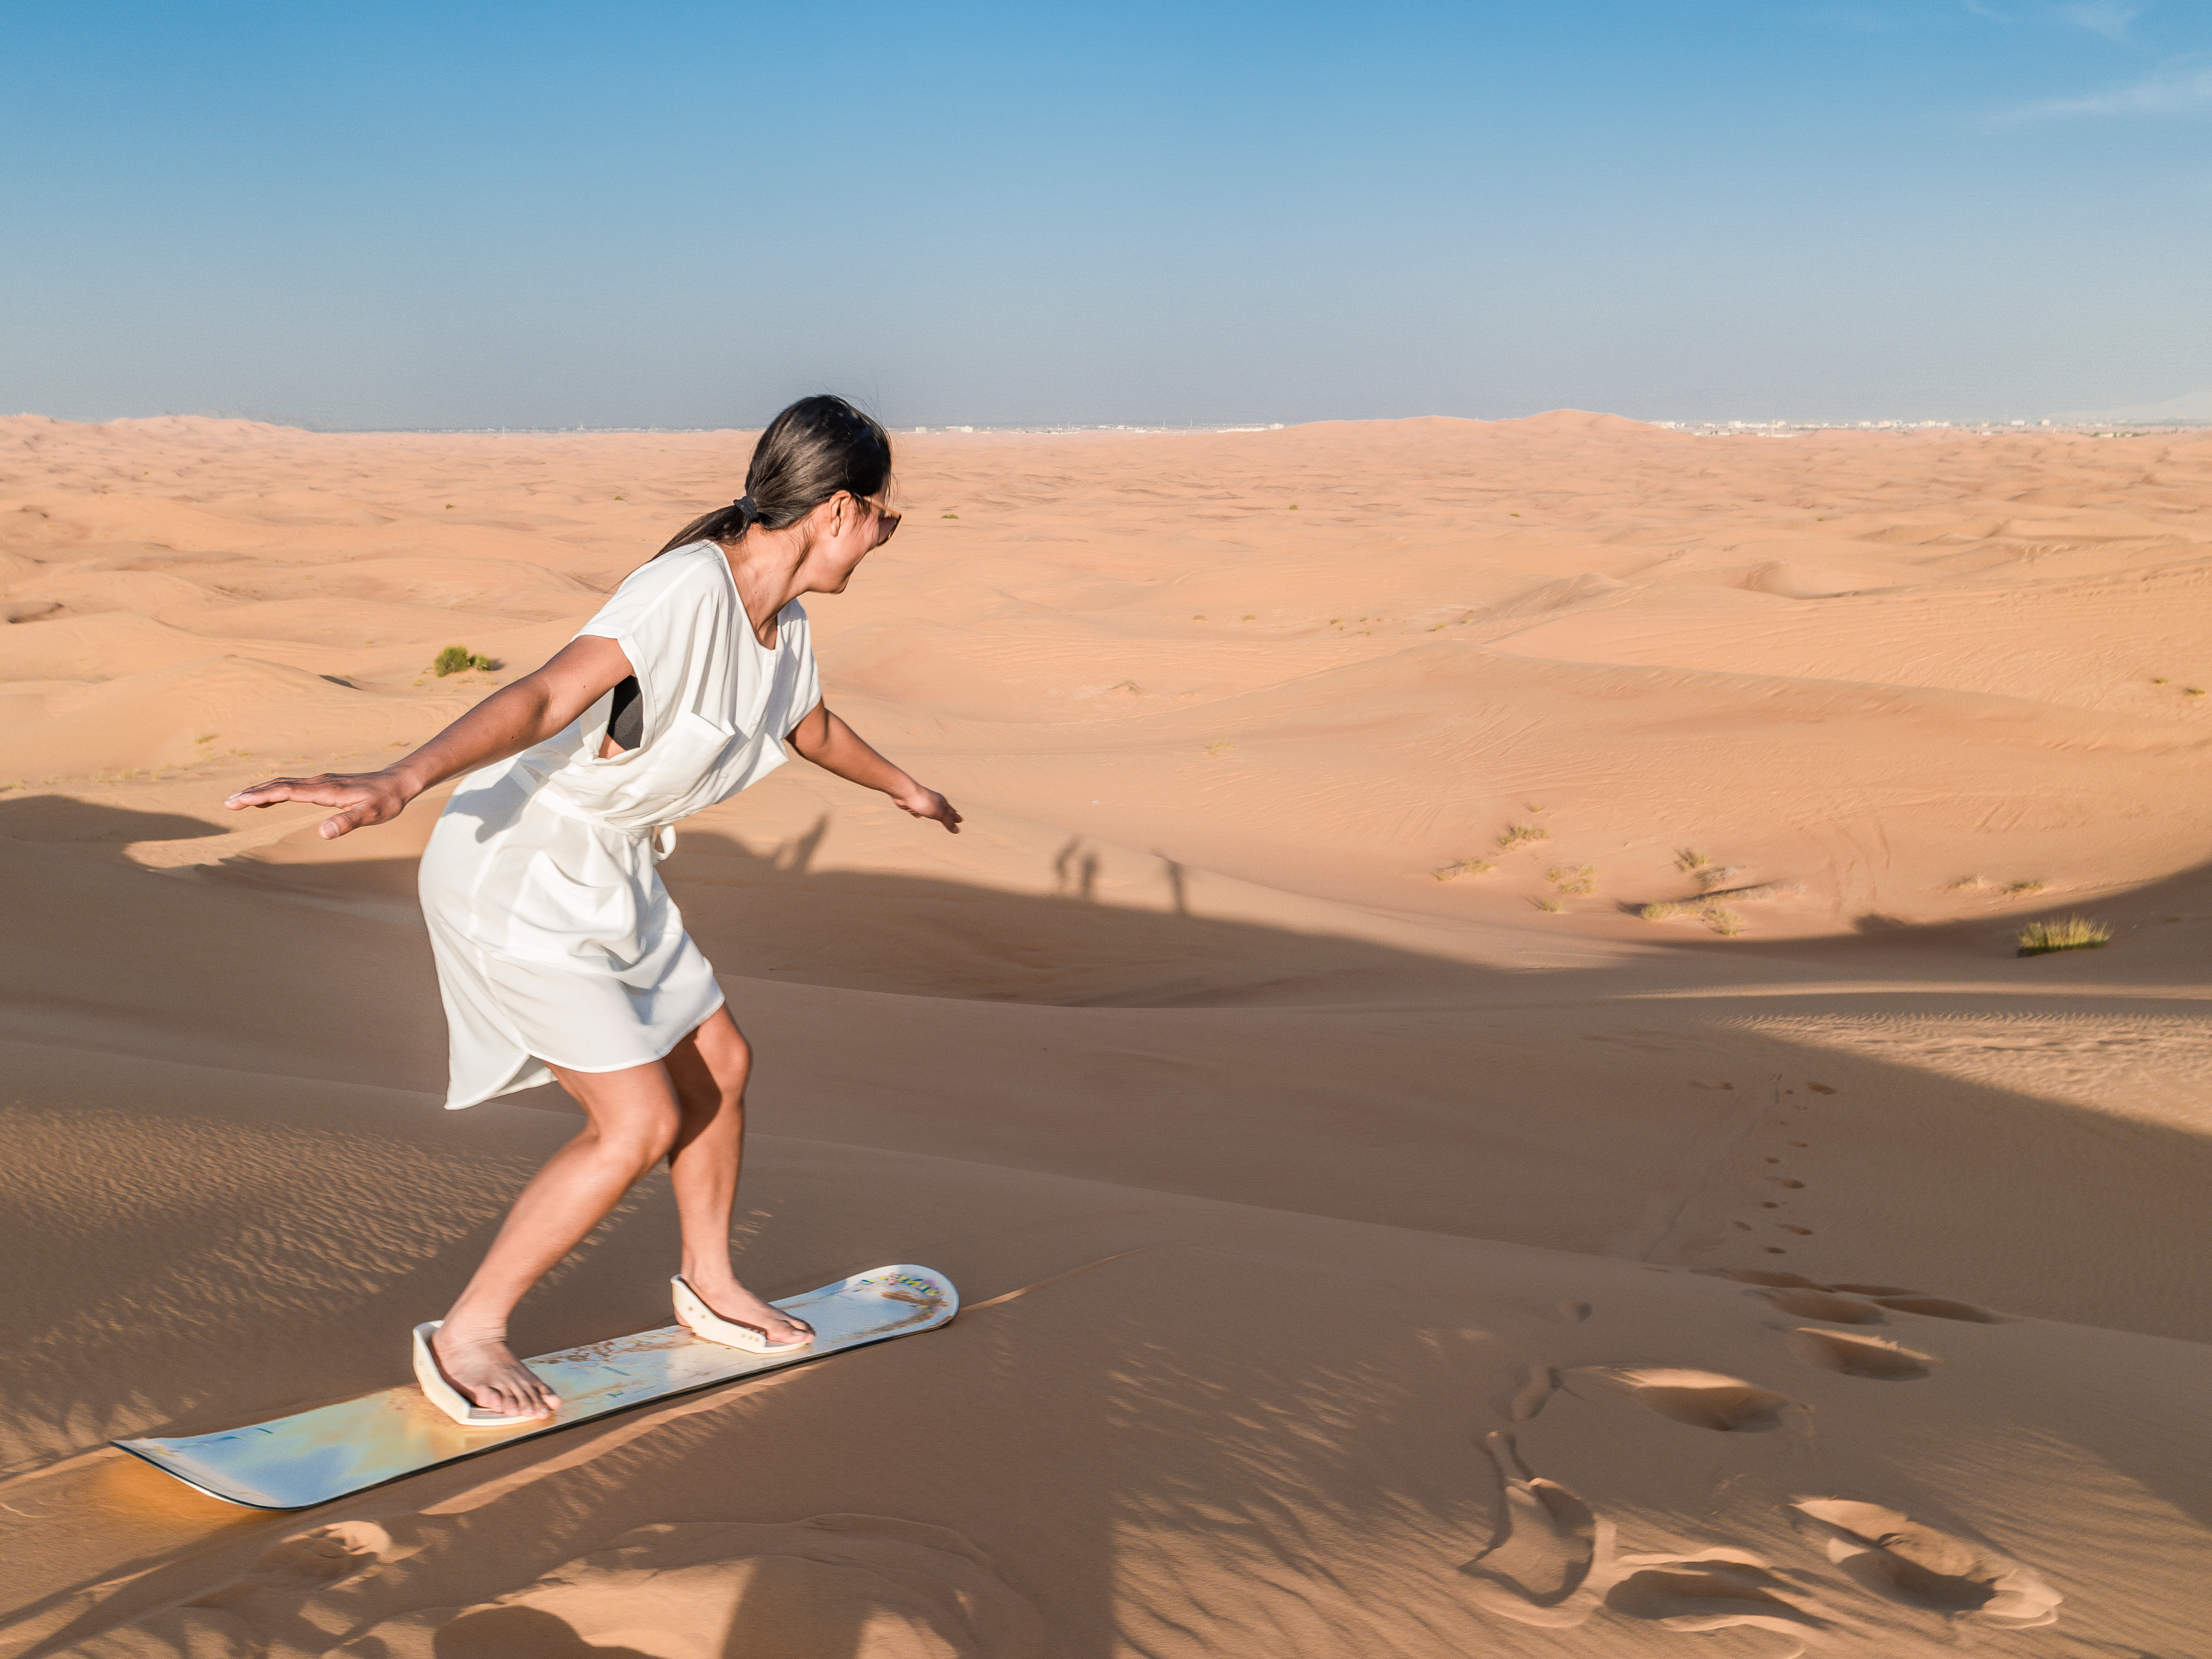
left=0, top=793, right=230, bottom=851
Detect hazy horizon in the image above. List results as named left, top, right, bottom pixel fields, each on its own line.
left=6, top=1, right=2208, bottom=431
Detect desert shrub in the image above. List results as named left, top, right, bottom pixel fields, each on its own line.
left=1433, top=858, right=1495, bottom=881
left=433, top=646, right=497, bottom=676
left=2016, top=916, right=2110, bottom=957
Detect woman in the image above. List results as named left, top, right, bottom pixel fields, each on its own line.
left=225, top=396, right=960, bottom=1425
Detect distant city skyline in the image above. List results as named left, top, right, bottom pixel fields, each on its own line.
left=5, top=2, right=2208, bottom=430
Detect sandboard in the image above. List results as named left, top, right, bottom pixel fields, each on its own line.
left=113, top=1264, right=956, bottom=1510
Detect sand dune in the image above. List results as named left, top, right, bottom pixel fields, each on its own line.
left=2, top=412, right=2210, bottom=1656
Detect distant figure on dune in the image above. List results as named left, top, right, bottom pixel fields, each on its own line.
left=225, top=395, right=961, bottom=1424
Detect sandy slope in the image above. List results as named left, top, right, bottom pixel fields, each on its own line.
left=2, top=412, right=2209, bottom=1656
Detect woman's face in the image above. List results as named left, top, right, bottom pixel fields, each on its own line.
left=808, top=486, right=899, bottom=592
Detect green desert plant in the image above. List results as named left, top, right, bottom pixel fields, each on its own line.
left=1499, top=823, right=1550, bottom=850
left=434, top=645, right=497, bottom=677
left=1639, top=901, right=1682, bottom=920
left=1532, top=896, right=1564, bottom=913
left=1676, top=848, right=1710, bottom=872
left=1546, top=862, right=1596, bottom=895
left=2007, top=879, right=2046, bottom=894
left=1701, top=905, right=1744, bottom=935
left=2016, top=916, right=2110, bottom=956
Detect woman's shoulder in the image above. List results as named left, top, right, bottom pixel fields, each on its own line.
left=605, top=542, right=732, bottom=609
left=578, top=543, right=732, bottom=652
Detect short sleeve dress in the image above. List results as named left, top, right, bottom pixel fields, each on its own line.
left=417, top=541, right=822, bottom=1108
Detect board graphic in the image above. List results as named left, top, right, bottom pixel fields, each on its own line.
left=113, top=1264, right=956, bottom=1509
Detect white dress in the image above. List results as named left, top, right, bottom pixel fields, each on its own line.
left=418, top=541, right=821, bottom=1108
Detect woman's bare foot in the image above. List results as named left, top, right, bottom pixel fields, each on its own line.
left=431, top=1325, right=560, bottom=1418
left=678, top=1272, right=813, bottom=1345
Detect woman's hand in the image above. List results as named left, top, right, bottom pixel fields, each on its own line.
left=218, top=638, right=635, bottom=840
left=224, top=769, right=415, bottom=840
left=789, top=702, right=963, bottom=833
left=891, top=784, right=963, bottom=834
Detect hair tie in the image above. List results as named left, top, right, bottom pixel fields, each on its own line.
left=732, top=494, right=759, bottom=525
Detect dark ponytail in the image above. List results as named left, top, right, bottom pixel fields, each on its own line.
left=657, top=394, right=893, bottom=556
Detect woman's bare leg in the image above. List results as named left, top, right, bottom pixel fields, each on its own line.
left=662, top=1005, right=812, bottom=1345
left=432, top=1058, right=683, bottom=1418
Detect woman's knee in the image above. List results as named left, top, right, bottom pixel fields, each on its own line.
left=688, top=1019, right=752, bottom=1103
left=712, top=1034, right=751, bottom=1097
left=576, top=1096, right=682, bottom=1169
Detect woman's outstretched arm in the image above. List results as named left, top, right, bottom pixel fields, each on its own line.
left=786, top=700, right=962, bottom=834
left=224, top=636, right=635, bottom=839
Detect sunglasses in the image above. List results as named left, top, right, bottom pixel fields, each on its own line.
left=860, top=494, right=901, bottom=548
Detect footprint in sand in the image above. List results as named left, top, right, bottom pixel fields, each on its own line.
left=1461, top=1433, right=1834, bottom=1637
left=1706, top=1268, right=2004, bottom=1325
left=1461, top=1430, right=1597, bottom=1613
left=1568, top=1366, right=1804, bottom=1432
left=1792, top=1498, right=2060, bottom=1626
left=1497, top=1364, right=1561, bottom=1423
left=1877, top=1296, right=2002, bottom=1322
left=1828, top=1286, right=2005, bottom=1322
left=1783, top=1327, right=1937, bottom=1381
left=1605, top=1560, right=1831, bottom=1635
left=1756, top=1287, right=1884, bottom=1324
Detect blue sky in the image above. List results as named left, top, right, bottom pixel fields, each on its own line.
left=2, top=1, right=2207, bottom=427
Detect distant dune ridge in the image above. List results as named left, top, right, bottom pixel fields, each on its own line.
left=2, top=411, right=2210, bottom=1656
left=2057, top=386, right=2212, bottom=424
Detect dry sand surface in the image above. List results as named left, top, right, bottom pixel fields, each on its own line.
left=3, top=411, right=2210, bottom=1655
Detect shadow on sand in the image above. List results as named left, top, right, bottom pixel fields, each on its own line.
left=2, top=794, right=2210, bottom=1654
